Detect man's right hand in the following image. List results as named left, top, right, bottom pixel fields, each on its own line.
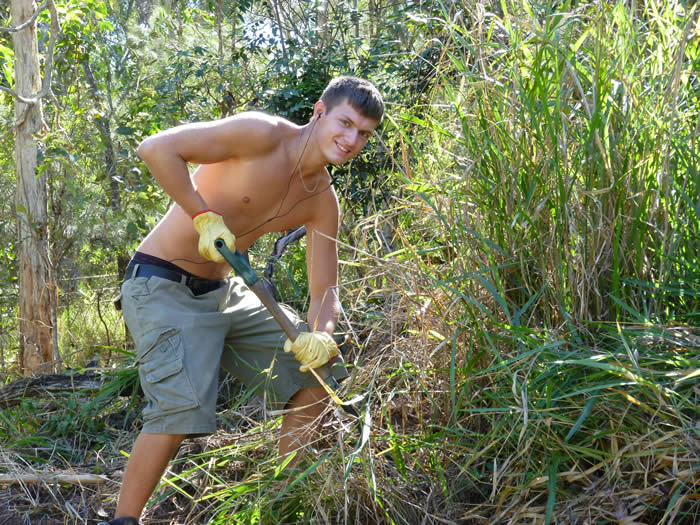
left=192, top=210, right=236, bottom=263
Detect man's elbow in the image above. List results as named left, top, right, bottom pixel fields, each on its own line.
left=136, top=136, right=157, bottom=162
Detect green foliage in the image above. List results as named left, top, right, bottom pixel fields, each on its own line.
left=0, top=42, right=13, bottom=87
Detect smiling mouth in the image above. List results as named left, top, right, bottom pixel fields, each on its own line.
left=336, top=142, right=351, bottom=154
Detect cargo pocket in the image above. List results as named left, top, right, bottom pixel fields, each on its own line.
left=137, top=328, right=200, bottom=420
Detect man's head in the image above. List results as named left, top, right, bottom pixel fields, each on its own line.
left=310, top=76, right=383, bottom=165
left=319, top=76, right=384, bottom=124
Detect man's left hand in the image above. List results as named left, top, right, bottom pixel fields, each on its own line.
left=284, top=331, right=339, bottom=372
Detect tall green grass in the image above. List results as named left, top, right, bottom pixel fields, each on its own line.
left=413, top=0, right=699, bottom=328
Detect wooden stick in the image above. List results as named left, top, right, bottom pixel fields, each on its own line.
left=0, top=473, right=108, bottom=485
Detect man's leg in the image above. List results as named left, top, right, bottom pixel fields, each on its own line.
left=115, top=432, right=186, bottom=518
left=279, top=385, right=328, bottom=463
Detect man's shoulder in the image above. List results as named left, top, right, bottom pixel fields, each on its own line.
left=211, top=111, right=298, bottom=156
left=225, top=111, right=296, bottom=134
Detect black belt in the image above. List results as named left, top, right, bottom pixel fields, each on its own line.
left=124, top=263, right=227, bottom=296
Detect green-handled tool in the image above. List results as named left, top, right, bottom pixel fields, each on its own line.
left=214, top=238, right=357, bottom=416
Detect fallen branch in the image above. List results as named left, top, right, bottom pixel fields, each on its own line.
left=0, top=370, right=103, bottom=408
left=0, top=472, right=108, bottom=485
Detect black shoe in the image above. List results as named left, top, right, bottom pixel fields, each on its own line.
left=97, top=518, right=140, bottom=525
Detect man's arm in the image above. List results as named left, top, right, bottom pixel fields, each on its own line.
left=136, top=112, right=282, bottom=216
left=305, top=192, right=341, bottom=338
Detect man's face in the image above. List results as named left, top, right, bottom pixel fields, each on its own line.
left=316, top=100, right=379, bottom=165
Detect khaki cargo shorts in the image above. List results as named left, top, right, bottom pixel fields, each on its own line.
left=120, top=275, right=348, bottom=435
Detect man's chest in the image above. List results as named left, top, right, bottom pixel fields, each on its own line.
left=195, top=158, right=328, bottom=240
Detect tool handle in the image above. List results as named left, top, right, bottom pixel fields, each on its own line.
left=214, top=239, right=259, bottom=287
left=214, top=239, right=339, bottom=391
left=249, top=280, right=300, bottom=341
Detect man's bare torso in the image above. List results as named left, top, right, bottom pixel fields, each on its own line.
left=137, top=119, right=336, bottom=280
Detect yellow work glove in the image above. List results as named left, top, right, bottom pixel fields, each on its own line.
left=284, top=331, right=339, bottom=372
left=192, top=210, right=236, bottom=263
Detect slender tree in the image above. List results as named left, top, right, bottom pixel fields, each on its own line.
left=6, top=0, right=58, bottom=374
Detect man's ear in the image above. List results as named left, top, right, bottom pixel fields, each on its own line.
left=313, top=100, right=326, bottom=121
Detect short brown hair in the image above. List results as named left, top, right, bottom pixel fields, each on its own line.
left=320, top=76, right=384, bottom=123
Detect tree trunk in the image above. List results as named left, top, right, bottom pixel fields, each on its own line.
left=269, top=0, right=287, bottom=61
left=317, top=0, right=329, bottom=51
left=11, top=0, right=57, bottom=375
left=82, top=58, right=121, bottom=209
left=352, top=0, right=358, bottom=39
left=216, top=0, right=224, bottom=64
left=231, top=0, right=238, bottom=60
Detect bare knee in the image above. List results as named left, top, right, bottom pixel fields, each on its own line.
left=287, top=385, right=328, bottom=412
left=279, top=386, right=329, bottom=459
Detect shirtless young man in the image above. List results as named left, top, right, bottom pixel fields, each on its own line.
left=101, top=77, right=384, bottom=524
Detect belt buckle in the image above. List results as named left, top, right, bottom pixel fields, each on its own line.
left=184, top=275, right=198, bottom=293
